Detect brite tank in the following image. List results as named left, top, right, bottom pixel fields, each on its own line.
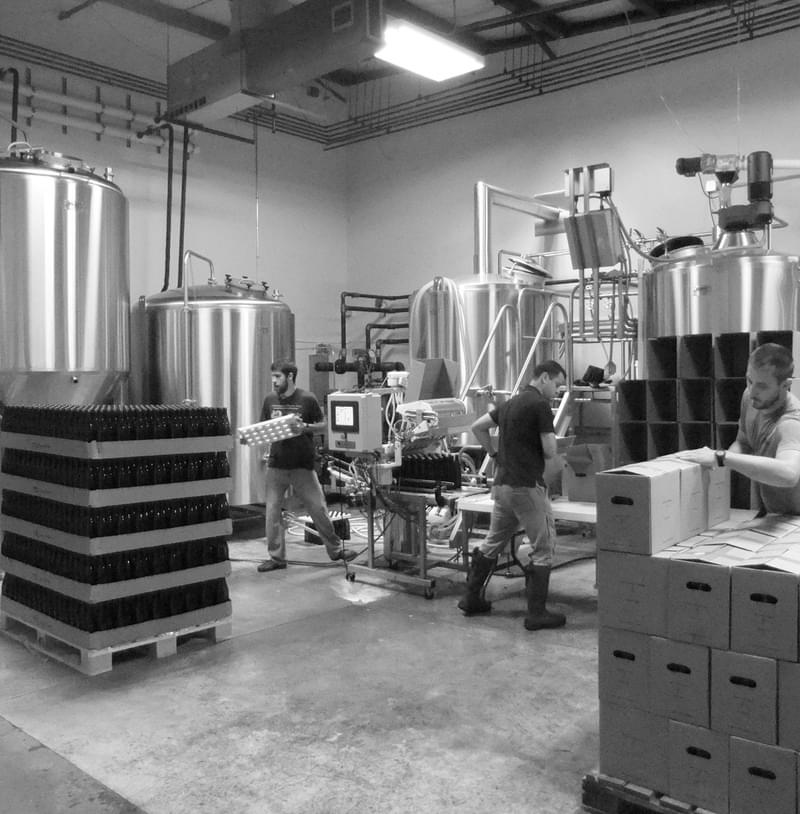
left=0, top=149, right=130, bottom=406
left=640, top=232, right=800, bottom=338
left=409, top=273, right=552, bottom=402
left=139, top=277, right=295, bottom=506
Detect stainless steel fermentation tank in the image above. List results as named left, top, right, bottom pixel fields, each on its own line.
left=0, top=149, right=129, bottom=405
left=409, top=272, right=553, bottom=401
left=409, top=180, right=562, bottom=408
left=640, top=231, right=800, bottom=338
left=137, top=275, right=295, bottom=505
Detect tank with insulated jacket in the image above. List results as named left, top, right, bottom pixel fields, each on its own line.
left=0, top=148, right=129, bottom=407
left=136, top=276, right=295, bottom=506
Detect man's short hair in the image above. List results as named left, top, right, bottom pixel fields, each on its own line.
left=271, top=359, right=298, bottom=381
left=533, top=360, right=567, bottom=380
left=750, top=343, right=794, bottom=382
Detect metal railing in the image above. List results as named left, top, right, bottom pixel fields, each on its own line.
left=466, top=299, right=571, bottom=477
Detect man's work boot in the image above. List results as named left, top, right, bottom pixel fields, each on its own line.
left=457, top=548, right=496, bottom=616
left=331, top=549, right=358, bottom=563
left=524, top=565, right=566, bottom=630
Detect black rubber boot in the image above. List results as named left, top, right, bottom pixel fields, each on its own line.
left=457, top=548, right=496, bottom=615
left=524, top=565, right=566, bottom=630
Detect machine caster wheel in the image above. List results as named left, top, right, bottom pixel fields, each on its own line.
left=346, top=572, right=356, bottom=582
left=423, top=588, right=435, bottom=600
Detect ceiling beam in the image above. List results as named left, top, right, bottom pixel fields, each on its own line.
left=627, top=0, right=660, bottom=18
left=59, top=0, right=230, bottom=40
left=490, top=0, right=565, bottom=58
left=465, top=0, right=731, bottom=37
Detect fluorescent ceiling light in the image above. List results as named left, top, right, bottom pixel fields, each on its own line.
left=375, top=19, right=485, bottom=82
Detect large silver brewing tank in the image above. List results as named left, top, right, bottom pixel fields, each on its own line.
left=139, top=277, right=295, bottom=505
left=409, top=272, right=552, bottom=399
left=641, top=233, right=800, bottom=338
left=0, top=149, right=129, bottom=405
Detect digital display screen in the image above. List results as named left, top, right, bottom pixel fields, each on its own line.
left=331, top=401, right=359, bottom=433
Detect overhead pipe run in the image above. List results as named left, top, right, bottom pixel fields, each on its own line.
left=0, top=74, right=168, bottom=149
left=336, top=291, right=410, bottom=370
left=365, top=321, right=409, bottom=365
left=0, top=98, right=167, bottom=149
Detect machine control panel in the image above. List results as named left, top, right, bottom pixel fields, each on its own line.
left=327, top=390, right=389, bottom=454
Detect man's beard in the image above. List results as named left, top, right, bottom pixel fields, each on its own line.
left=753, top=391, right=784, bottom=411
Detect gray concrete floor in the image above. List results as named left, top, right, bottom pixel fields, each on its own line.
left=0, top=517, right=599, bottom=814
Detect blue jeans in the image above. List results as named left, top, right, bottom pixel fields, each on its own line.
left=478, top=483, right=556, bottom=568
left=265, top=467, right=344, bottom=563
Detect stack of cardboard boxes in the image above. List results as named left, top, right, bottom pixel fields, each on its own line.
left=596, top=455, right=800, bottom=813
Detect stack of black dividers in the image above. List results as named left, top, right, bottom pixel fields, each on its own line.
left=0, top=405, right=233, bottom=651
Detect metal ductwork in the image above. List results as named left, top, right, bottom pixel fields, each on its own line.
left=167, top=0, right=383, bottom=124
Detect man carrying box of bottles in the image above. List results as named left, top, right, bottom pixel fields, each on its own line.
left=256, top=360, right=358, bottom=572
left=680, top=343, right=800, bottom=514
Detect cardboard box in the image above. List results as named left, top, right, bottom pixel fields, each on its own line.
left=599, top=701, right=669, bottom=792
left=729, top=737, right=797, bottom=814
left=596, top=550, right=670, bottom=637
left=562, top=443, right=612, bottom=503
left=598, top=627, right=650, bottom=710
left=706, top=465, right=731, bottom=528
left=596, top=462, right=681, bottom=554
left=711, top=649, right=777, bottom=744
left=654, top=455, right=731, bottom=534
left=668, top=721, right=729, bottom=814
left=731, top=566, right=799, bottom=661
left=651, top=457, right=706, bottom=540
left=649, top=637, right=710, bottom=726
left=667, top=559, right=731, bottom=649
left=778, top=661, right=800, bottom=750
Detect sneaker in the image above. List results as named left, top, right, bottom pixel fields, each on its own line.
left=331, top=549, right=358, bottom=563
left=257, top=559, right=287, bottom=572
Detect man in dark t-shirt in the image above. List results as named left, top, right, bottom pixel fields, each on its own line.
left=458, top=360, right=568, bottom=630
left=257, top=360, right=357, bottom=572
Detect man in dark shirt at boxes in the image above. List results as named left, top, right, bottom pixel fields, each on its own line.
left=459, top=360, right=568, bottom=630
left=680, top=342, right=800, bottom=514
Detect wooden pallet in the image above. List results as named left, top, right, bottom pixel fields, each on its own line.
left=582, top=773, right=719, bottom=814
left=1, top=609, right=232, bottom=676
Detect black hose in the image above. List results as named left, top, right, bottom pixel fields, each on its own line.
left=0, top=67, right=20, bottom=144
left=159, top=124, right=175, bottom=292
left=176, top=124, right=190, bottom=290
